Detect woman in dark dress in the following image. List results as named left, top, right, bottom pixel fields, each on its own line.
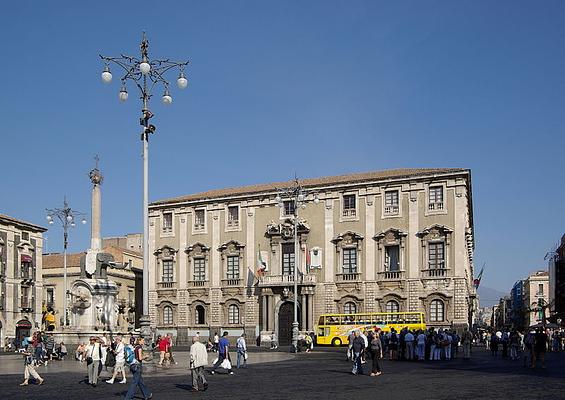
left=490, top=332, right=499, bottom=357
left=369, top=331, right=383, bottom=377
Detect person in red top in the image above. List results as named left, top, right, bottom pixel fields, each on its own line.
left=158, top=335, right=170, bottom=366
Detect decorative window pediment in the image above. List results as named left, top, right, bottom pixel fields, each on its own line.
left=185, top=242, right=210, bottom=256
left=417, top=224, right=453, bottom=239
left=154, top=245, right=178, bottom=259
left=217, top=240, right=245, bottom=254
left=331, top=231, right=364, bottom=248
left=373, top=228, right=407, bottom=246
left=265, top=219, right=310, bottom=241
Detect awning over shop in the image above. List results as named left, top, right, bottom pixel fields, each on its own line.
left=16, top=319, right=32, bottom=328
left=21, top=255, right=33, bottom=263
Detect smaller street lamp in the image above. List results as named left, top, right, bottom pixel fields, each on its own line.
left=46, top=198, right=87, bottom=327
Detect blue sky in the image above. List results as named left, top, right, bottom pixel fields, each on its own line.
left=1, top=1, right=564, bottom=294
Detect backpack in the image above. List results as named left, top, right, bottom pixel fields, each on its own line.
left=124, top=345, right=135, bottom=365
left=390, top=333, right=398, bottom=344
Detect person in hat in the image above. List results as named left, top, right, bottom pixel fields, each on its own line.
left=85, top=336, right=103, bottom=386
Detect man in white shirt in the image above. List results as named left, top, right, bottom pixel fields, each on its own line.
left=85, top=337, right=102, bottom=386
left=190, top=336, right=208, bottom=392
left=106, top=336, right=127, bottom=384
left=236, top=333, right=247, bottom=368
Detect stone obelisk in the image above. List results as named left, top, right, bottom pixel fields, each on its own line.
left=85, top=156, right=103, bottom=277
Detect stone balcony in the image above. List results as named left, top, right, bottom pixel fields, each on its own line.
left=378, top=270, right=405, bottom=280
left=157, top=281, right=177, bottom=289
left=222, top=278, right=243, bottom=287
left=335, top=273, right=361, bottom=282
left=422, top=268, right=450, bottom=278
left=258, top=274, right=316, bottom=287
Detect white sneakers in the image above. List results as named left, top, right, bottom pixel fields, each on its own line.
left=106, top=378, right=127, bottom=384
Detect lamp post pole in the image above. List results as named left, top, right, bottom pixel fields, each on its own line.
left=276, top=179, right=319, bottom=352
left=100, top=33, right=189, bottom=347
left=46, top=198, right=87, bottom=327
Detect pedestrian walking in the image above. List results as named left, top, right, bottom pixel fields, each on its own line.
left=531, top=328, right=548, bottom=369
left=369, top=332, right=383, bottom=377
left=44, top=333, right=55, bottom=364
left=106, top=336, right=127, bottom=384
left=20, top=345, right=44, bottom=386
left=211, top=331, right=233, bottom=375
left=236, top=333, right=247, bottom=368
left=190, top=336, right=209, bottom=392
left=124, top=337, right=152, bottom=400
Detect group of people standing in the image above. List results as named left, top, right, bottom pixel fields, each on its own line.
left=348, top=326, right=473, bottom=372
left=488, top=328, right=549, bottom=368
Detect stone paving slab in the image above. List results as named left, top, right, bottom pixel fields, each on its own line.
left=1, top=347, right=565, bottom=400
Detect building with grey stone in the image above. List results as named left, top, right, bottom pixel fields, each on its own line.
left=147, top=168, right=476, bottom=345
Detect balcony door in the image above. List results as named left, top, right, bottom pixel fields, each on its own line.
left=281, top=243, right=295, bottom=276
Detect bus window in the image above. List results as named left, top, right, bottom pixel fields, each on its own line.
left=319, top=316, right=326, bottom=325
left=317, top=327, right=325, bottom=336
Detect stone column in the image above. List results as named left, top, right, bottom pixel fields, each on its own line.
left=262, top=293, right=268, bottom=331
left=88, top=163, right=103, bottom=251
left=308, top=293, right=314, bottom=331
left=301, top=293, right=307, bottom=330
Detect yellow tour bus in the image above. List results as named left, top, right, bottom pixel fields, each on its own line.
left=315, top=311, right=426, bottom=346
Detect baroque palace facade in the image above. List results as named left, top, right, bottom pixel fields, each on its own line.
left=148, top=168, right=476, bottom=345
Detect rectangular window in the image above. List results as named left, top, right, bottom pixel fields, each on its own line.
left=162, top=212, right=173, bottom=233
left=21, top=261, right=31, bottom=279
left=283, top=201, right=295, bottom=217
left=428, top=242, right=445, bottom=269
left=281, top=243, right=295, bottom=275
left=537, top=283, right=544, bottom=296
left=227, top=206, right=239, bottom=228
left=343, top=194, right=356, bottom=218
left=193, top=258, right=206, bottom=281
left=428, top=186, right=444, bottom=211
left=22, top=232, right=30, bottom=241
left=162, top=260, right=174, bottom=282
left=385, top=246, right=400, bottom=271
left=128, top=289, right=134, bottom=306
left=384, top=190, right=399, bottom=215
left=46, top=288, right=54, bottom=306
left=21, top=286, right=29, bottom=308
left=342, top=248, right=357, bottom=274
left=194, top=210, right=205, bottom=231
left=227, top=256, right=240, bottom=279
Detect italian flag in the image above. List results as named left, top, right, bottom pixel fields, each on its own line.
left=256, top=246, right=267, bottom=277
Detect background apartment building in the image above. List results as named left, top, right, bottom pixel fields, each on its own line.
left=0, top=214, right=46, bottom=345
left=147, top=168, right=476, bottom=345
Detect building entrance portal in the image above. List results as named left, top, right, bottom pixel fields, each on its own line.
left=278, top=301, right=300, bottom=346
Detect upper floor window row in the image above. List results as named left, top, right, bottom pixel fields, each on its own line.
left=162, top=212, right=173, bottom=233
left=384, top=190, right=399, bottom=215
left=342, top=194, right=356, bottom=218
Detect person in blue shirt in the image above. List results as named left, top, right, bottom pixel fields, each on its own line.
left=211, top=332, right=233, bottom=375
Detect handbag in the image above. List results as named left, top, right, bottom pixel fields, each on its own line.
left=86, top=356, right=93, bottom=365
left=243, top=352, right=248, bottom=361
left=220, top=358, right=232, bottom=370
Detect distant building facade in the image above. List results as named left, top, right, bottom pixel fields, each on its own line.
left=523, top=270, right=549, bottom=327
left=548, top=234, right=565, bottom=322
left=0, top=214, right=46, bottom=345
left=510, top=280, right=525, bottom=330
left=42, top=245, right=143, bottom=330
left=103, top=233, right=143, bottom=253
left=147, top=168, right=476, bottom=345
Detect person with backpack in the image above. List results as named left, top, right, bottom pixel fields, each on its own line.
left=124, top=337, right=152, bottom=400
left=106, top=336, right=127, bottom=384
left=369, top=331, right=383, bottom=376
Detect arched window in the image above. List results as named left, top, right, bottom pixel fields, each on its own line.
left=430, top=299, right=445, bottom=322
left=163, top=305, right=173, bottom=325
left=385, top=300, right=400, bottom=313
left=195, top=305, right=206, bottom=325
left=228, top=304, right=240, bottom=324
left=344, top=301, right=357, bottom=314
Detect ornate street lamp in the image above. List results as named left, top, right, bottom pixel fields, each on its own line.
left=100, top=32, right=190, bottom=348
left=275, top=178, right=319, bottom=352
left=45, top=198, right=87, bottom=327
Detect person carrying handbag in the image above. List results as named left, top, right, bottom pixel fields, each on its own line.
left=210, top=331, right=233, bottom=375
left=85, top=337, right=103, bottom=386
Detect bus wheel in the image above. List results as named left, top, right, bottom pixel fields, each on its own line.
left=331, top=337, right=342, bottom=347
